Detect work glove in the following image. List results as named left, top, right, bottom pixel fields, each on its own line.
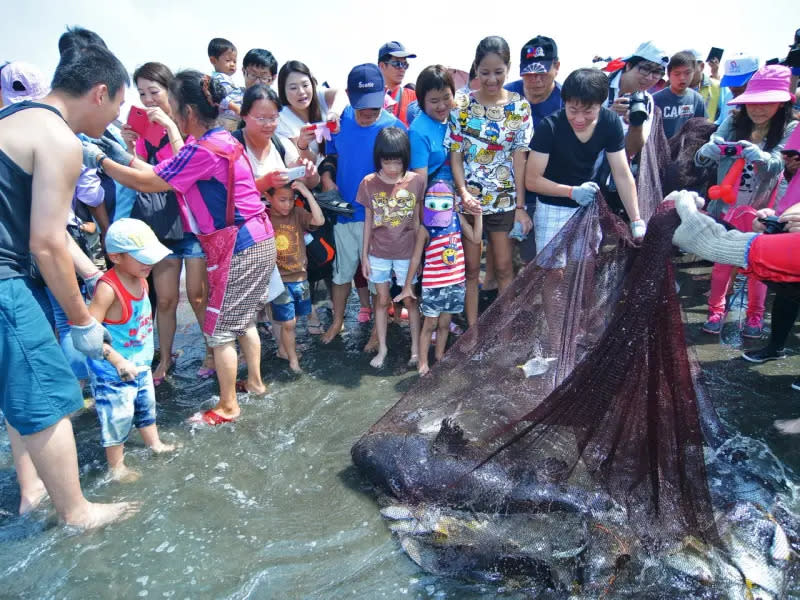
left=96, top=134, right=134, bottom=166
left=695, top=135, right=726, bottom=165
left=670, top=190, right=755, bottom=267
left=740, top=140, right=770, bottom=164
left=81, top=140, right=106, bottom=169
left=630, top=219, right=646, bottom=239
left=71, top=317, right=113, bottom=360
left=570, top=181, right=600, bottom=207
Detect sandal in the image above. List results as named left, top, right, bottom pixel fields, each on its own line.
left=357, top=307, right=372, bottom=323
left=188, top=409, right=235, bottom=426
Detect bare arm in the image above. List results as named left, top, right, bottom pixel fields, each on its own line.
left=412, top=167, right=428, bottom=180
left=524, top=151, right=572, bottom=199
left=30, top=134, right=91, bottom=325
left=67, top=233, right=100, bottom=279
left=88, top=202, right=110, bottom=235
left=394, top=226, right=429, bottom=301
left=625, top=124, right=645, bottom=160
left=88, top=283, right=138, bottom=380
left=99, top=156, right=173, bottom=193
left=511, top=149, right=532, bottom=233
left=292, top=181, right=324, bottom=227
left=361, top=204, right=373, bottom=280
left=459, top=213, right=483, bottom=244
left=607, top=150, right=641, bottom=222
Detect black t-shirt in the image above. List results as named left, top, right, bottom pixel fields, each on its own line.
left=530, top=106, right=625, bottom=208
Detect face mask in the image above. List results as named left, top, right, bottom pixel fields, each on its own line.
left=423, top=187, right=454, bottom=227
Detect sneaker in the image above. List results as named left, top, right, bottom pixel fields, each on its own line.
left=742, top=347, right=787, bottom=363
left=702, top=313, right=724, bottom=334
left=741, top=316, right=764, bottom=339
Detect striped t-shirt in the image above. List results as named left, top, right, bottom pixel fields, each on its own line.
left=421, top=213, right=465, bottom=288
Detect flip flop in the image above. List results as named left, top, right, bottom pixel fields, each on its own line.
left=357, top=307, right=372, bottom=323
left=200, top=409, right=234, bottom=426
left=307, top=322, right=324, bottom=335
left=197, top=367, right=216, bottom=379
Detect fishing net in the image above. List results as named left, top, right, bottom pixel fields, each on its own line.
left=352, top=121, right=799, bottom=596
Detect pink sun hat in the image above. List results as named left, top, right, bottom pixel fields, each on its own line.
left=728, top=64, right=794, bottom=105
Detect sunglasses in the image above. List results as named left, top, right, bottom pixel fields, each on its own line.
left=385, top=59, right=409, bottom=70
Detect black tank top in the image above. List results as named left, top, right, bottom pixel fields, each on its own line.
left=0, top=101, right=66, bottom=279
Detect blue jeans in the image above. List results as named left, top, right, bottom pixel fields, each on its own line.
left=90, top=369, right=156, bottom=447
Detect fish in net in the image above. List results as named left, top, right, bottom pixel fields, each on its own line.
left=352, top=121, right=799, bottom=596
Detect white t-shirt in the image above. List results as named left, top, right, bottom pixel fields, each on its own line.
left=245, top=134, right=299, bottom=178
left=276, top=89, right=331, bottom=157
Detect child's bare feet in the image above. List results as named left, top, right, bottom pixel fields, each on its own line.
left=370, top=350, right=387, bottom=369
left=288, top=359, right=302, bottom=373
left=408, top=354, right=418, bottom=367
left=363, top=338, right=379, bottom=353
left=320, top=321, right=344, bottom=344
left=418, top=362, right=430, bottom=376
left=64, top=501, right=141, bottom=530
left=19, top=481, right=48, bottom=515
left=775, top=418, right=800, bottom=434
left=149, top=441, right=178, bottom=453
left=277, top=349, right=303, bottom=361
left=109, top=464, right=141, bottom=483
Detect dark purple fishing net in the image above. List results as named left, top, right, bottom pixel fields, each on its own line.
left=351, top=120, right=796, bottom=596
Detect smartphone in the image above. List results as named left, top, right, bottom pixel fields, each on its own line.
left=126, top=107, right=167, bottom=146
left=287, top=166, right=306, bottom=181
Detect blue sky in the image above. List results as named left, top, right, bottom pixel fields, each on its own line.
left=2, top=0, right=797, bottom=114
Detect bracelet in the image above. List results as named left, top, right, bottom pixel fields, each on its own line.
left=515, top=206, right=525, bottom=210
left=96, top=153, right=108, bottom=168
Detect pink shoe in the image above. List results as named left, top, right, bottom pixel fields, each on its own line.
left=357, top=307, right=372, bottom=323
left=742, top=316, right=763, bottom=339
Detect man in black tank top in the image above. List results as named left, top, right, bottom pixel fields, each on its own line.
left=0, top=40, right=139, bottom=528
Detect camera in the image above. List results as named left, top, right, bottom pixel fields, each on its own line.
left=628, top=92, right=649, bottom=127
left=759, top=215, right=787, bottom=235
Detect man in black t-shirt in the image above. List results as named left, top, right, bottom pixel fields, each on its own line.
left=525, top=68, right=645, bottom=255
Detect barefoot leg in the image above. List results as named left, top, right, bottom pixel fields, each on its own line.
left=280, top=318, right=302, bottom=372
left=211, top=341, right=241, bottom=418
left=6, top=420, right=47, bottom=514
left=238, top=325, right=266, bottom=394
left=105, top=444, right=141, bottom=483
left=370, top=283, right=390, bottom=368
left=404, top=296, right=420, bottom=364
left=321, top=282, right=350, bottom=344
left=418, top=316, right=437, bottom=375
left=434, top=313, right=452, bottom=361
left=15, top=418, right=139, bottom=527
left=138, top=424, right=177, bottom=453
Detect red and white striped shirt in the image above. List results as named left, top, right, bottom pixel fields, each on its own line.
left=422, top=217, right=465, bottom=288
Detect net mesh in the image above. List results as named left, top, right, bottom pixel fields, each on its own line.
left=352, top=119, right=798, bottom=595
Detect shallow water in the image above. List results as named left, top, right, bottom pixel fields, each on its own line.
left=1, top=261, right=799, bottom=598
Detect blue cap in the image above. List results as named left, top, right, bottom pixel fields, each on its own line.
left=377, top=41, right=416, bottom=63
left=347, top=64, right=385, bottom=110
left=105, top=218, right=171, bottom=265
left=719, top=53, right=759, bottom=88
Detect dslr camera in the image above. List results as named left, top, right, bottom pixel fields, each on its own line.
left=628, top=92, right=649, bottom=127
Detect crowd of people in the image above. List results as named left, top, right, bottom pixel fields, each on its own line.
left=1, top=25, right=799, bottom=528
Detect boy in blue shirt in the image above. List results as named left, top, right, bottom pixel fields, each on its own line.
left=208, top=37, right=243, bottom=131
left=88, top=219, right=177, bottom=482
left=319, top=64, right=406, bottom=343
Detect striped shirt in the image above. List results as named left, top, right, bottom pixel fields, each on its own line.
left=422, top=214, right=465, bottom=288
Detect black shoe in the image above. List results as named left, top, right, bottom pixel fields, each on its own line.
left=792, top=378, right=800, bottom=392
left=742, top=347, right=786, bottom=363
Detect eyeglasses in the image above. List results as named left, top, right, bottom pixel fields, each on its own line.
left=637, top=65, right=665, bottom=78
left=251, top=115, right=279, bottom=125
left=245, top=71, right=274, bottom=84
left=386, top=59, right=409, bottom=70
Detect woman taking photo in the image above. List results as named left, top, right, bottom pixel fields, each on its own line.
left=234, top=84, right=320, bottom=340
left=275, top=60, right=347, bottom=164
left=121, top=61, right=214, bottom=384
left=695, top=64, right=798, bottom=336
left=85, top=70, right=276, bottom=425
left=446, top=36, right=533, bottom=326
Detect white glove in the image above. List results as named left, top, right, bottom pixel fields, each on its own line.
left=630, top=219, right=646, bottom=239
left=570, top=182, right=600, bottom=206
left=740, top=140, right=770, bottom=164
left=71, top=318, right=112, bottom=360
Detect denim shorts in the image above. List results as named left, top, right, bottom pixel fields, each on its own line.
left=166, top=232, right=205, bottom=260
left=90, top=369, right=156, bottom=447
left=367, top=255, right=414, bottom=286
left=0, top=277, right=83, bottom=435
left=271, top=280, right=311, bottom=322
left=421, top=282, right=465, bottom=317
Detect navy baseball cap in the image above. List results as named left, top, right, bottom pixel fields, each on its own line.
left=347, top=64, right=385, bottom=109
left=378, top=41, right=416, bottom=63
left=520, top=36, right=558, bottom=75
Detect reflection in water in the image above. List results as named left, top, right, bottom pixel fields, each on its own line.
left=1, top=264, right=799, bottom=598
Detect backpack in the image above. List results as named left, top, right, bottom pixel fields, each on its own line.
left=129, top=135, right=184, bottom=241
